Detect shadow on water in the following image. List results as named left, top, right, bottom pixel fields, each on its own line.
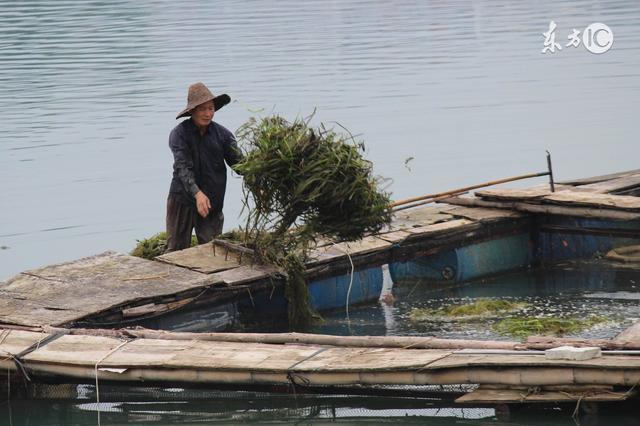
left=1, top=384, right=640, bottom=425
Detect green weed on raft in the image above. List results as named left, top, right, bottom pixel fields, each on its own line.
left=130, top=232, right=198, bottom=260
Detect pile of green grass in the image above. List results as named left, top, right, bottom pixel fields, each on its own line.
left=234, top=114, right=393, bottom=329
left=130, top=232, right=197, bottom=260
left=410, top=298, right=527, bottom=323
left=234, top=115, right=393, bottom=242
left=493, top=316, right=608, bottom=340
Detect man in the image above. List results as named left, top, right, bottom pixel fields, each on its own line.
left=166, top=82, right=242, bottom=252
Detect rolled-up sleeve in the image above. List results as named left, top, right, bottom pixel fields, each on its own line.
left=169, top=128, right=200, bottom=197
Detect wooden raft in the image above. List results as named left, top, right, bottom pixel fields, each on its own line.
left=2, top=330, right=640, bottom=389
left=442, top=169, right=640, bottom=221
left=0, top=204, right=523, bottom=328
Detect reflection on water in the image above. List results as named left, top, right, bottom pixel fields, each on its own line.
left=2, top=0, right=640, bottom=279
left=2, top=384, right=639, bottom=425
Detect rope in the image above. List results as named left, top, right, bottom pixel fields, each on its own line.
left=94, top=340, right=130, bottom=426
left=285, top=346, right=328, bottom=397
left=331, top=243, right=355, bottom=323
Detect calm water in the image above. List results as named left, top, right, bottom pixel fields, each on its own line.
left=1, top=0, right=640, bottom=279
left=1, top=1, right=640, bottom=424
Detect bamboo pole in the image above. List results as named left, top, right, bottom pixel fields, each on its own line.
left=39, top=326, right=519, bottom=350
left=442, top=196, right=640, bottom=221
left=391, top=172, right=550, bottom=208
left=393, top=192, right=468, bottom=212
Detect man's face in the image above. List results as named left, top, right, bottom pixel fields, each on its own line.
left=192, top=100, right=215, bottom=128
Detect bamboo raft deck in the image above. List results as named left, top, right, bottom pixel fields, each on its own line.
left=0, top=327, right=639, bottom=405
left=3, top=169, right=640, bottom=329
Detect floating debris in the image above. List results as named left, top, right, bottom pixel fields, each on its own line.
left=409, top=298, right=528, bottom=323
left=493, top=315, right=610, bottom=339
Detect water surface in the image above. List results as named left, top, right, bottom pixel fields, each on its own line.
left=2, top=0, right=640, bottom=279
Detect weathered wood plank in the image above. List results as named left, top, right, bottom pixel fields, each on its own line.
left=0, top=252, right=219, bottom=327
left=475, top=187, right=553, bottom=200
left=559, top=169, right=640, bottom=186
left=543, top=192, right=640, bottom=211
left=209, top=264, right=279, bottom=287
left=614, top=320, right=640, bottom=344
left=388, top=206, right=453, bottom=230
left=404, top=219, right=476, bottom=239
left=441, top=197, right=640, bottom=221
left=426, top=353, right=640, bottom=370
left=456, top=387, right=631, bottom=404
left=156, top=243, right=246, bottom=274
left=444, top=205, right=524, bottom=222
left=375, top=230, right=412, bottom=243
left=577, top=174, right=640, bottom=194
left=291, top=348, right=451, bottom=372
left=307, top=236, right=392, bottom=267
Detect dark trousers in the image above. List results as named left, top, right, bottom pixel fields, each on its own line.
left=165, top=194, right=224, bottom=253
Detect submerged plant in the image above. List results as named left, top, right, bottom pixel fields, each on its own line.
left=493, top=316, right=609, bottom=340
left=409, top=298, right=528, bottom=323
left=234, top=114, right=393, bottom=329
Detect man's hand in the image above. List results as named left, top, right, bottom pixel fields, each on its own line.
left=195, top=191, right=212, bottom=218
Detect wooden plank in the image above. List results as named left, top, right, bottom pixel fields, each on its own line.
left=307, top=236, right=392, bottom=267
left=475, top=187, right=554, bottom=200
left=426, top=353, right=640, bottom=370
left=444, top=205, right=524, bottom=222
left=209, top=264, right=279, bottom=287
left=441, top=197, right=640, bottom=221
left=577, top=174, right=640, bottom=194
left=156, top=243, right=246, bottom=274
left=167, top=341, right=321, bottom=371
left=0, top=252, right=219, bottom=327
left=375, top=230, right=412, bottom=243
left=291, top=348, right=452, bottom=372
left=559, top=169, right=640, bottom=186
left=21, top=334, right=451, bottom=373
left=404, top=219, right=475, bottom=239
left=388, top=206, right=453, bottom=231
left=0, top=330, right=51, bottom=356
left=543, top=192, right=640, bottom=211
left=456, top=387, right=631, bottom=404
left=614, top=320, right=640, bottom=343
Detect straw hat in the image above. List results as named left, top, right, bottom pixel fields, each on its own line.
left=176, top=82, right=231, bottom=119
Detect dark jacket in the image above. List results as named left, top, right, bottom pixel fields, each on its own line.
left=168, top=118, right=242, bottom=212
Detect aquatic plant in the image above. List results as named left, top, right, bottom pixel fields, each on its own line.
left=234, top=114, right=393, bottom=329
left=409, top=298, right=527, bottom=323
left=130, top=232, right=198, bottom=260
left=493, top=316, right=609, bottom=340
left=234, top=115, right=393, bottom=242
